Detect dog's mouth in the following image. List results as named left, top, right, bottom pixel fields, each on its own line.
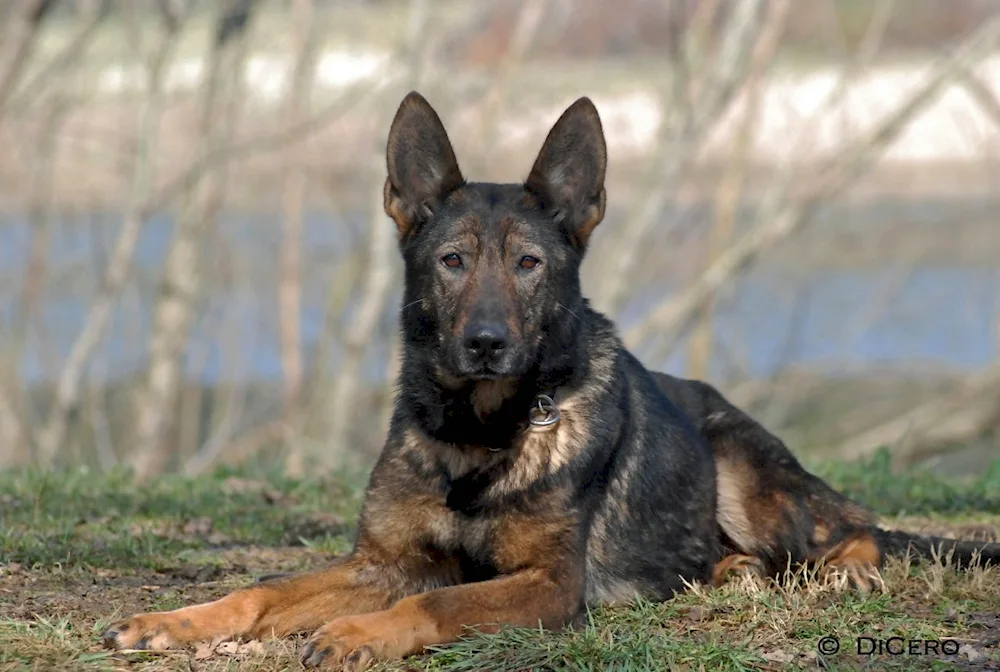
left=439, top=362, right=525, bottom=387
left=444, top=349, right=529, bottom=382
left=435, top=363, right=509, bottom=389
left=466, top=369, right=506, bottom=381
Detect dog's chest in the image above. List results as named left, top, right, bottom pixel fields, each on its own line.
left=437, top=418, right=583, bottom=505
left=415, top=499, right=499, bottom=580
left=399, top=425, right=584, bottom=576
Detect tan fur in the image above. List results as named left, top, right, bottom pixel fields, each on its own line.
left=402, top=428, right=487, bottom=481
left=574, top=187, right=607, bottom=246
left=382, top=178, right=408, bottom=236
left=293, top=491, right=582, bottom=667
left=818, top=531, right=884, bottom=594
left=712, top=554, right=764, bottom=586
left=402, top=388, right=591, bottom=501
left=104, top=555, right=408, bottom=649
left=471, top=379, right=517, bottom=419
left=488, top=394, right=587, bottom=498
left=813, top=522, right=830, bottom=545
left=821, top=531, right=882, bottom=567
left=485, top=342, right=613, bottom=501
left=715, top=454, right=760, bottom=553
left=361, top=488, right=459, bottom=559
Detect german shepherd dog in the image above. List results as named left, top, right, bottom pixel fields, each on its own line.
left=103, top=92, right=1000, bottom=669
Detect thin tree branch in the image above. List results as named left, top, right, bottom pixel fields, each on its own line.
left=8, top=0, right=104, bottom=112
left=592, top=0, right=767, bottom=314
left=34, top=16, right=181, bottom=468
left=144, top=79, right=395, bottom=213
left=687, top=0, right=791, bottom=378
left=469, top=0, right=547, bottom=177
left=278, top=0, right=319, bottom=460
left=130, top=0, right=253, bottom=480
left=0, top=0, right=57, bottom=113
left=626, top=16, right=1000, bottom=359
left=321, top=154, right=396, bottom=469
left=833, top=364, right=1000, bottom=464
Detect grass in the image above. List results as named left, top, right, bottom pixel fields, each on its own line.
left=1, top=451, right=999, bottom=671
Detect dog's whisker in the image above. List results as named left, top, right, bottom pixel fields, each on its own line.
left=400, top=298, right=426, bottom=311
left=557, top=302, right=583, bottom=323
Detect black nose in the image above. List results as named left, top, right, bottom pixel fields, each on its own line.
left=463, top=322, right=508, bottom=358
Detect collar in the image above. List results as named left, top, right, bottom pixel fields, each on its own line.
left=526, top=389, right=561, bottom=429
left=484, top=387, right=561, bottom=452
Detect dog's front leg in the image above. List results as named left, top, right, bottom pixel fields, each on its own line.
left=299, top=564, right=583, bottom=670
left=102, top=552, right=417, bottom=650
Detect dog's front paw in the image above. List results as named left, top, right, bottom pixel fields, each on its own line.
left=102, top=612, right=196, bottom=650
left=300, top=611, right=414, bottom=670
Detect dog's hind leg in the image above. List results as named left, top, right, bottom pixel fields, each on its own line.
left=652, top=374, right=881, bottom=590
left=712, top=553, right=765, bottom=586
left=704, top=397, right=884, bottom=594
left=713, top=453, right=885, bottom=593
left=812, top=530, right=884, bottom=594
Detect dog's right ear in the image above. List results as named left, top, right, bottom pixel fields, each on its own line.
left=384, top=91, right=465, bottom=238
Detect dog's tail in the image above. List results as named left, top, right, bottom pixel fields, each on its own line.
left=874, top=528, right=1000, bottom=569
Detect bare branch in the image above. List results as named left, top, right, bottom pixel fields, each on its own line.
left=9, top=0, right=104, bottom=112
left=833, top=364, right=1000, bottom=464
left=85, top=342, right=119, bottom=472
left=289, top=0, right=430, bottom=475
left=130, top=0, right=253, bottom=480
left=145, top=79, right=395, bottom=213
left=278, top=0, right=319, bottom=446
left=591, top=0, right=767, bottom=314
left=0, top=0, right=57, bottom=113
left=34, top=17, right=182, bottom=468
left=626, top=16, right=1000, bottom=358
left=317, top=155, right=397, bottom=472
left=211, top=419, right=290, bottom=470
left=687, top=0, right=791, bottom=378
left=468, top=0, right=548, bottom=176
left=184, top=293, right=261, bottom=477
left=959, top=64, right=1000, bottom=129
left=0, top=358, right=27, bottom=467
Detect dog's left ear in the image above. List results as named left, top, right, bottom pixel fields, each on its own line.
left=525, top=97, right=607, bottom=249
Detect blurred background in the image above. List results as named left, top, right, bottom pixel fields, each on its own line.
left=0, top=0, right=997, bottom=481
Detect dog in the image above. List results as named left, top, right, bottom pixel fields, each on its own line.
left=102, top=92, right=1000, bottom=670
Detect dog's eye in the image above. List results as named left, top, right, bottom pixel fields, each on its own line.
left=441, top=253, right=463, bottom=269
left=519, top=255, right=540, bottom=270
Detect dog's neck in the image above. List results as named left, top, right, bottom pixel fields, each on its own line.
left=397, top=306, right=602, bottom=451
left=399, top=364, right=577, bottom=451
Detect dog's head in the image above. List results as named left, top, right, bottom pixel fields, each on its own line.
left=384, top=92, right=607, bottom=386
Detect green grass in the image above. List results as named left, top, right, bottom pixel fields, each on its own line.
left=1, top=454, right=999, bottom=671
left=0, top=465, right=365, bottom=570
left=812, top=449, right=1000, bottom=516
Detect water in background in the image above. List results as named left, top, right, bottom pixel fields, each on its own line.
left=0, top=200, right=996, bottom=387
